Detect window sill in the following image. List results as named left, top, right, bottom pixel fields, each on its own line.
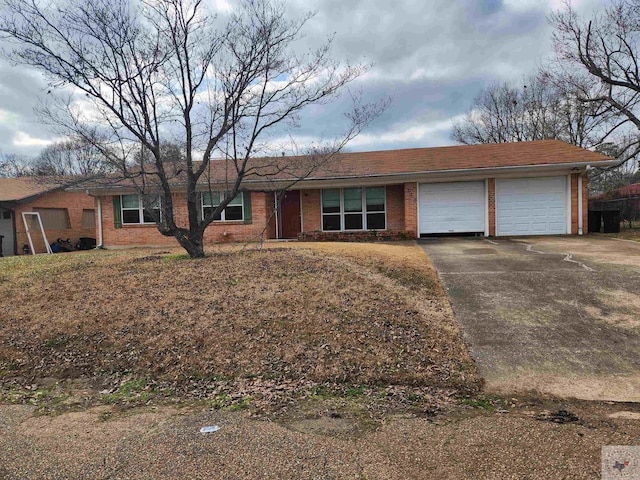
left=122, top=223, right=157, bottom=228
left=321, top=229, right=388, bottom=233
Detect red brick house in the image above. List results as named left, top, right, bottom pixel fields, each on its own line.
left=79, top=140, right=615, bottom=248
left=0, top=177, right=96, bottom=256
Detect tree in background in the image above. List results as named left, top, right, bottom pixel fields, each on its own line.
left=32, top=137, right=114, bottom=176
left=451, top=74, right=607, bottom=148
left=0, top=151, right=34, bottom=177
left=550, top=1, right=640, bottom=165
left=590, top=142, right=639, bottom=196
left=0, top=0, right=383, bottom=257
left=548, top=0, right=640, bottom=198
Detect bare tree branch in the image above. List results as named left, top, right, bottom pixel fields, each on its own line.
left=0, top=0, right=384, bottom=257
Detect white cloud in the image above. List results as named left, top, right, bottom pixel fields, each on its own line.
left=12, top=131, right=55, bottom=148
left=0, top=109, right=19, bottom=126
left=212, top=0, right=233, bottom=12
left=348, top=115, right=467, bottom=148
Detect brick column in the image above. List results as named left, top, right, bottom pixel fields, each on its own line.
left=488, top=178, right=496, bottom=236
left=582, top=173, right=589, bottom=234
left=403, top=182, right=418, bottom=238
left=571, top=173, right=579, bottom=234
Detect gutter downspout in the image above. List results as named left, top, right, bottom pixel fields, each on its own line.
left=578, top=166, right=588, bottom=236
left=96, top=196, right=103, bottom=248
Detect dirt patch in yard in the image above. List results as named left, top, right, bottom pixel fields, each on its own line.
left=2, top=395, right=640, bottom=479
left=0, top=243, right=479, bottom=412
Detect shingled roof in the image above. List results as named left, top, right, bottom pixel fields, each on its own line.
left=307, top=139, right=615, bottom=177
left=0, top=177, right=61, bottom=202
left=76, top=139, right=618, bottom=193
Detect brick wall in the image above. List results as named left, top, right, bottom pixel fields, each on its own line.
left=101, top=191, right=272, bottom=247
left=300, top=189, right=321, bottom=232
left=403, top=183, right=418, bottom=237
left=386, top=184, right=405, bottom=230
left=14, top=190, right=96, bottom=255
left=488, top=178, right=496, bottom=236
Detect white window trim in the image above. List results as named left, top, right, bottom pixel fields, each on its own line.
left=200, top=191, right=244, bottom=222
left=121, top=194, right=160, bottom=225
left=321, top=187, right=386, bottom=232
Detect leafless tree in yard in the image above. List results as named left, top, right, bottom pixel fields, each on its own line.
left=0, top=0, right=383, bottom=258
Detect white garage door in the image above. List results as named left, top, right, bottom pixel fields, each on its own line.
left=0, top=208, right=14, bottom=257
left=496, top=177, right=567, bottom=236
left=419, top=182, right=485, bottom=234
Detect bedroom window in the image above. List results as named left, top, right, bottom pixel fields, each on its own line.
left=121, top=194, right=160, bottom=224
left=321, top=187, right=386, bottom=231
left=201, top=192, right=244, bottom=221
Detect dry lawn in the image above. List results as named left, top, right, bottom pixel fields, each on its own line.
left=0, top=242, right=479, bottom=408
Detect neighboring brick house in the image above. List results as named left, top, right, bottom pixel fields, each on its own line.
left=0, top=177, right=96, bottom=256
left=80, top=140, right=616, bottom=249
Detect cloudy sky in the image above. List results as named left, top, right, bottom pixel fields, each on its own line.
left=0, top=0, right=607, bottom=158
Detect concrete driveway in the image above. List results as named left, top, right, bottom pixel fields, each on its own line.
left=420, top=236, right=640, bottom=402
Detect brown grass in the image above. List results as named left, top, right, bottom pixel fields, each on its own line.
left=0, top=242, right=479, bottom=398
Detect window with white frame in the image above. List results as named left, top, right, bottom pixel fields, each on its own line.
left=201, top=192, right=244, bottom=221
left=121, top=194, right=161, bottom=224
left=321, top=187, right=386, bottom=231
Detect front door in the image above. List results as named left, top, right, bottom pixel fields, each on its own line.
left=280, top=190, right=301, bottom=239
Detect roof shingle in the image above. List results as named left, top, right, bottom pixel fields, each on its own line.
left=0, top=177, right=61, bottom=202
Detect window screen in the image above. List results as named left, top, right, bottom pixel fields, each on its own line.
left=33, top=208, right=71, bottom=229
left=81, top=209, right=95, bottom=228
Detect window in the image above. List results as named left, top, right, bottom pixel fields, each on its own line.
left=33, top=208, right=71, bottom=229
left=1, top=210, right=10, bottom=220
left=201, top=192, right=244, bottom=221
left=321, top=189, right=341, bottom=231
left=121, top=194, right=160, bottom=225
left=365, top=187, right=386, bottom=230
left=81, top=209, right=96, bottom=228
left=321, top=187, right=386, bottom=231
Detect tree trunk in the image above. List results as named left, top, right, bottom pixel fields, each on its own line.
left=177, top=233, right=205, bottom=258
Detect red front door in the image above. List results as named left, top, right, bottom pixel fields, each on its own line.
left=280, top=190, right=301, bottom=239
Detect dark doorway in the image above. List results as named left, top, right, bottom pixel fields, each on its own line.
left=280, top=190, right=301, bottom=239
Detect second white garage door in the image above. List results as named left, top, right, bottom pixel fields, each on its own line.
left=419, top=181, right=485, bottom=234
left=496, top=176, right=567, bottom=236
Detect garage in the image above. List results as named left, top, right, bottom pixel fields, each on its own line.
left=496, top=176, right=567, bottom=236
left=419, top=181, right=485, bottom=235
left=0, top=207, right=14, bottom=256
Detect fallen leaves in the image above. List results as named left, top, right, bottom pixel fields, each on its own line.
left=0, top=243, right=480, bottom=410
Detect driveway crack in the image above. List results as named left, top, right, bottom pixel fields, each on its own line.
left=521, top=242, right=595, bottom=272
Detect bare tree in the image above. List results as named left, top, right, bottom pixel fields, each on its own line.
left=0, top=0, right=382, bottom=257
left=451, top=74, right=606, bottom=147
left=0, top=151, right=34, bottom=177
left=550, top=0, right=640, bottom=165
left=589, top=142, right=639, bottom=195
left=33, top=137, right=114, bottom=176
